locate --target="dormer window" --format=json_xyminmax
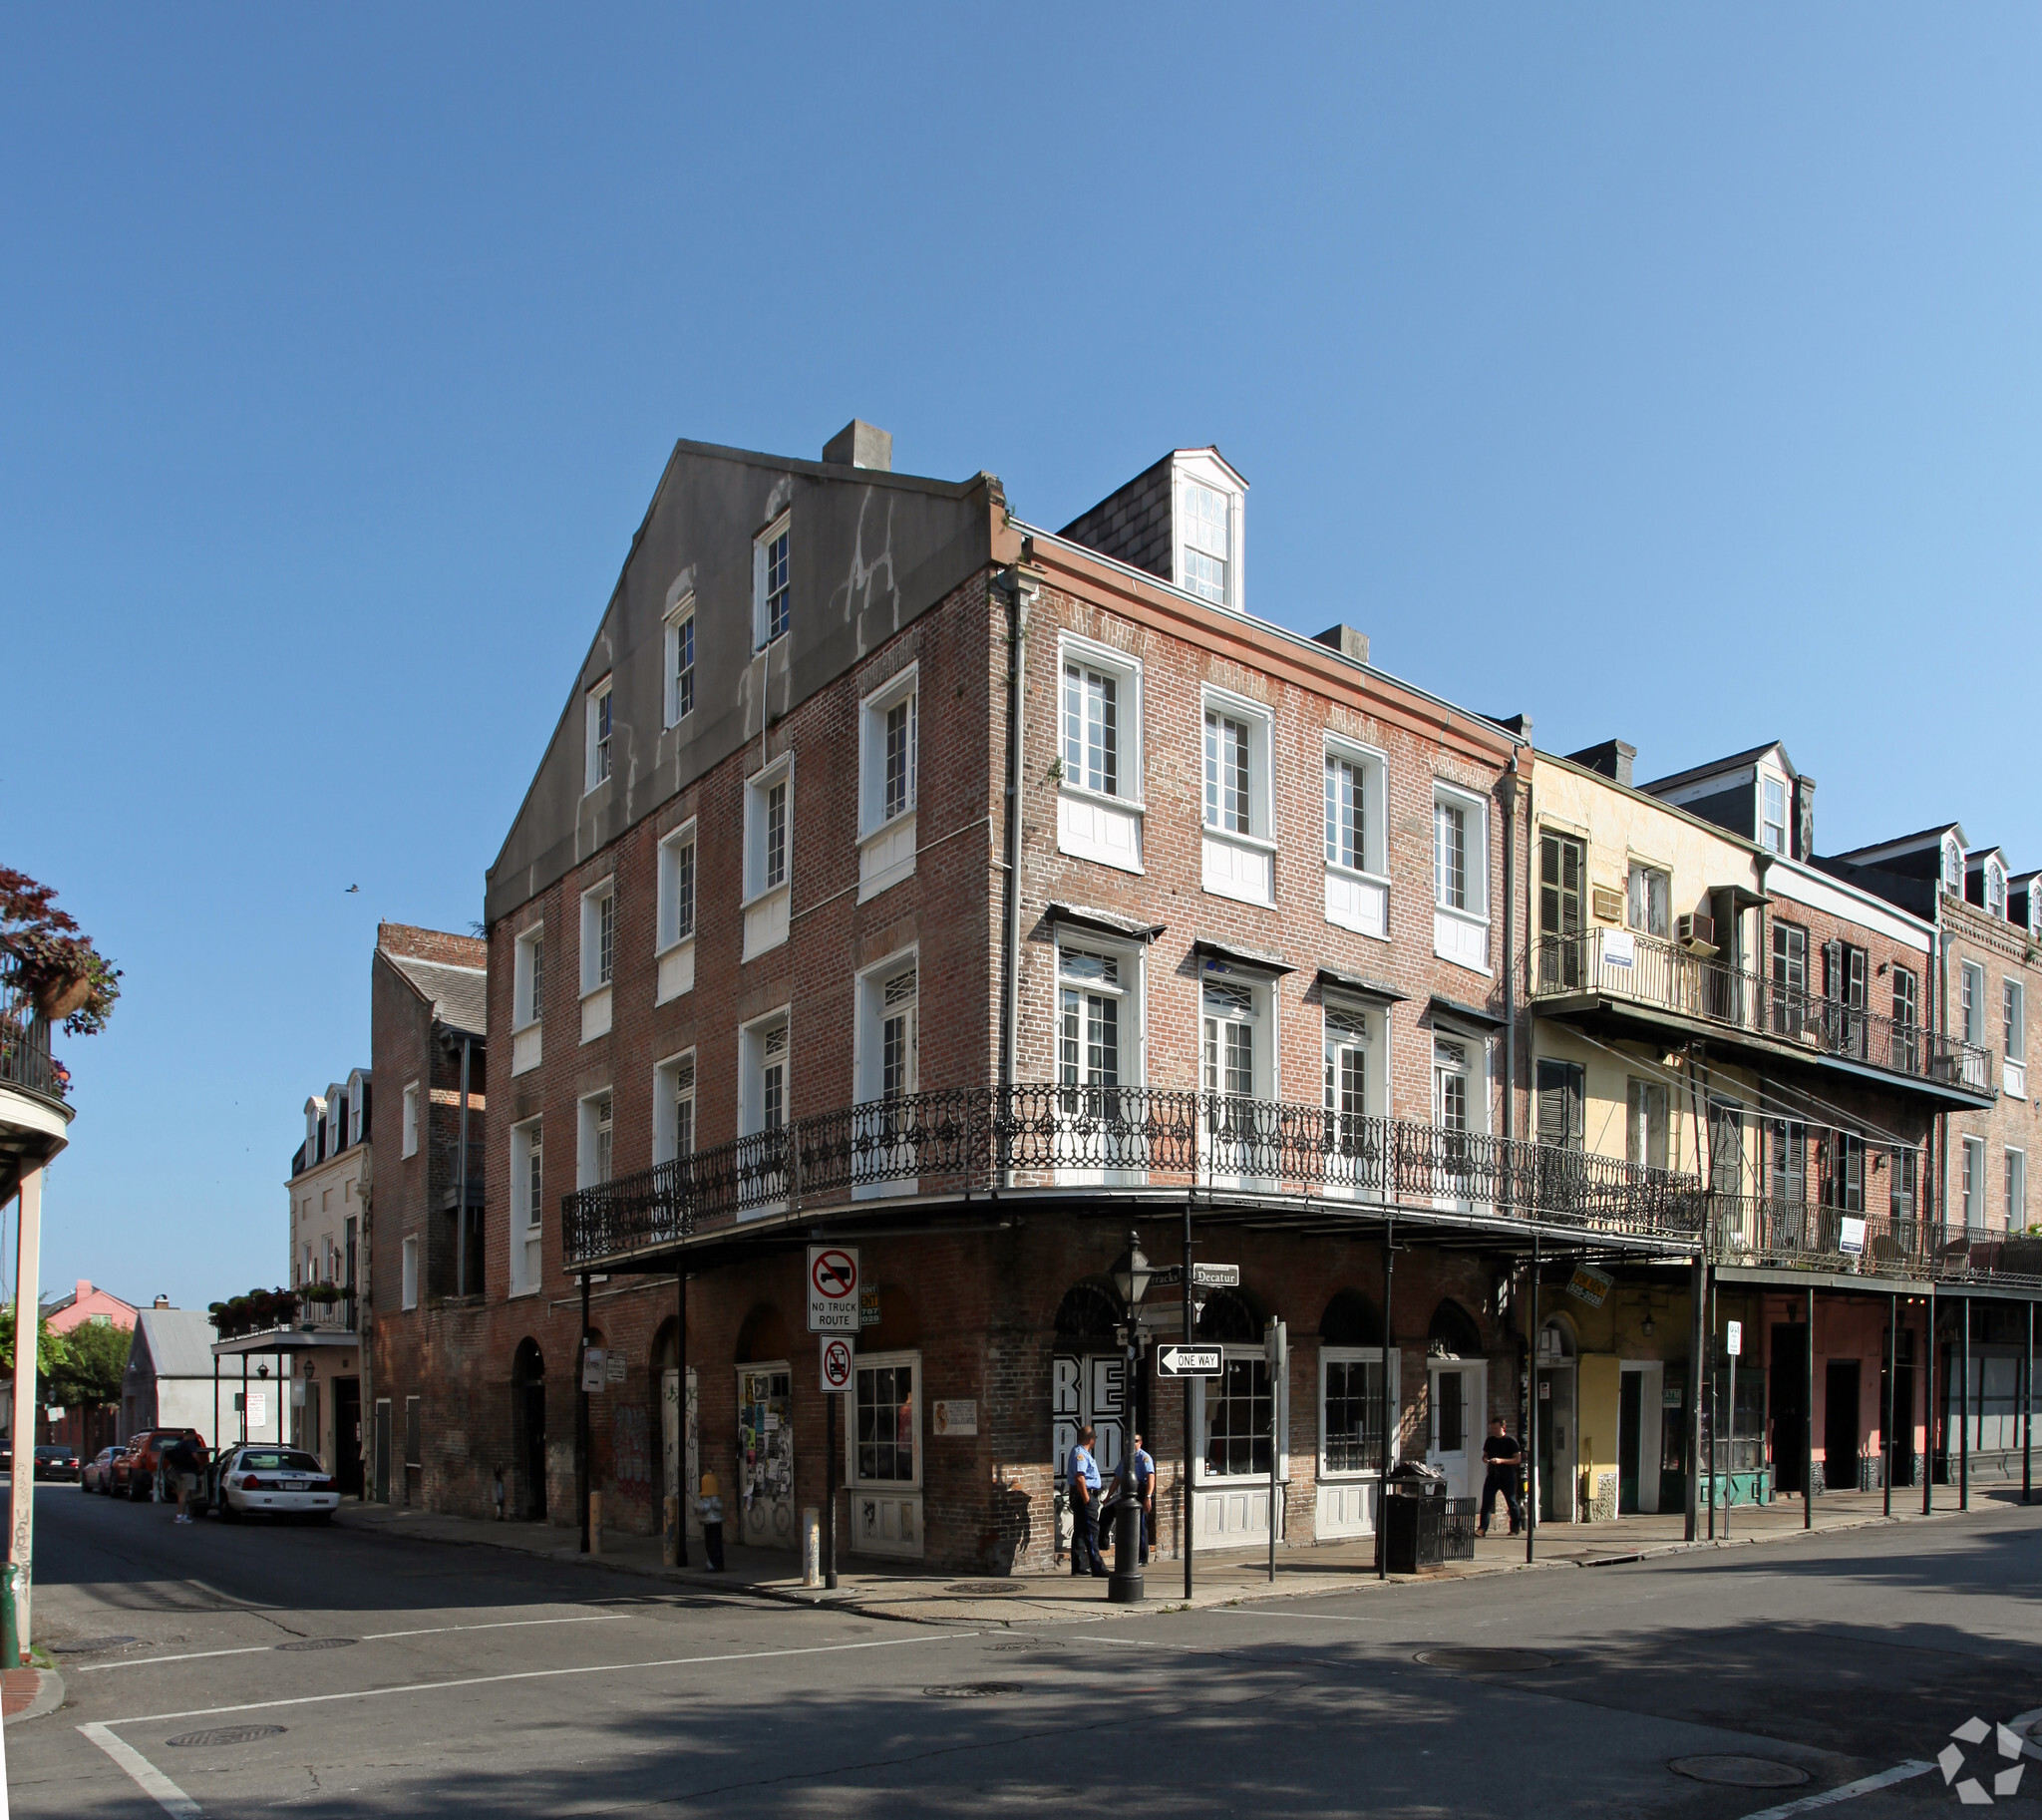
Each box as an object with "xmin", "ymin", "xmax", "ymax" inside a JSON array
[
  {"xmin": 1988, "ymin": 861, "xmax": 2007, "ymax": 919},
  {"xmin": 1180, "ymin": 483, "xmax": 1231, "ymax": 604},
  {"xmin": 1945, "ymin": 839, "xmax": 1964, "ymax": 889},
  {"xmin": 1760, "ymin": 775, "xmax": 1788, "ymax": 855},
  {"xmin": 585, "ymin": 678, "xmax": 614, "ymax": 792}
]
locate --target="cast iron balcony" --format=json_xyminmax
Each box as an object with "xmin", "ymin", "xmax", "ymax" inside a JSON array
[
  {"xmin": 0, "ymin": 949, "xmax": 63, "ymax": 1105},
  {"xmin": 560, "ymin": 1083, "xmax": 1704, "ymax": 1270},
  {"xmin": 1530, "ymin": 929, "xmax": 1993, "ymax": 1098}
]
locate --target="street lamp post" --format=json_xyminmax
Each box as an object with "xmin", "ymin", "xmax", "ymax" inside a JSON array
[{"xmin": 1110, "ymin": 1231, "xmax": 1153, "ymax": 1605}]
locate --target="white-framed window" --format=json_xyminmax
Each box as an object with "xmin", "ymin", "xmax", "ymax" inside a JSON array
[
  {"xmin": 1432, "ymin": 782, "xmax": 1491, "ymax": 972},
  {"xmin": 754, "ymin": 512, "xmax": 791, "ymax": 647},
  {"xmin": 1173, "ymin": 457, "xmax": 1245, "ymax": 610},
  {"xmin": 1962, "ymin": 1134, "xmax": 1986, "ymax": 1228},
  {"xmin": 1057, "ymin": 942, "xmax": 1139, "ymax": 1096},
  {"xmin": 348, "ymin": 1072, "xmax": 367, "ymax": 1144},
  {"xmin": 1627, "ymin": 863, "xmax": 1670, "ymax": 939},
  {"xmin": 856, "ymin": 954, "xmax": 919, "ymax": 1104},
  {"xmin": 1987, "ymin": 859, "xmax": 2008, "ymax": 919},
  {"xmin": 745, "ymin": 757, "xmax": 793, "ymax": 899},
  {"xmin": 1323, "ymin": 998, "xmax": 1386, "ymax": 1194},
  {"xmin": 585, "ymin": 676, "xmax": 614, "ymax": 792},
  {"xmin": 401, "ymin": 1235, "xmax": 418, "ymax": 1310},
  {"xmin": 1198, "ymin": 1351, "xmax": 1281, "ymax": 1480},
  {"xmin": 1202, "ymin": 963, "xmax": 1277, "ymax": 1185},
  {"xmin": 1944, "ymin": 838, "xmax": 1965, "ymax": 889},
  {"xmin": 657, "ymin": 823, "xmax": 697, "ymax": 951},
  {"xmin": 510, "ymin": 1118, "xmax": 542, "ymax": 1295},
  {"xmin": 664, "ymin": 598, "xmax": 696, "ymax": 728},
  {"xmin": 1627, "ymin": 1079, "xmax": 1670, "ymax": 1171},
  {"xmin": 2007, "ymin": 1148, "xmax": 2027, "ymax": 1233},
  {"xmin": 577, "ymin": 1091, "xmax": 613, "ymax": 1190},
  {"xmin": 1432, "ymin": 1028, "xmax": 1491, "ymax": 1137},
  {"xmin": 2005, "ymin": 978, "xmax": 2026, "ymax": 1068},
  {"xmin": 513, "ymin": 926, "xmax": 544, "ymax": 1029},
  {"xmin": 740, "ymin": 1011, "xmax": 792, "ymax": 1139},
  {"xmin": 1055, "ymin": 634, "xmax": 1145, "ymax": 874},
  {"xmin": 1319, "ymin": 1346, "xmax": 1395, "ymax": 1479},
  {"xmin": 1961, "ymin": 960, "xmax": 1986, "ymax": 1046},
  {"xmin": 847, "ymin": 1349, "xmax": 920, "ymax": 1489},
  {"xmin": 857, "ymin": 665, "xmax": 919, "ymax": 900},
  {"xmin": 653, "ymin": 1051, "xmax": 696, "ymax": 1166},
  {"xmin": 1200, "ymin": 686, "xmax": 1275, "ymax": 907},
  {"xmin": 1322, "ymin": 737, "xmax": 1389, "ymax": 940},
  {"xmin": 1760, "ymin": 774, "xmax": 1788, "ymax": 855},
  {"xmin": 401, "ymin": 1082, "xmax": 420, "ymax": 1159},
  {"xmin": 580, "ymin": 879, "xmax": 616, "ymax": 994}
]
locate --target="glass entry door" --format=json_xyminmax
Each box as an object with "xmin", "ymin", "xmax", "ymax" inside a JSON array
[
  {"xmin": 1426, "ymin": 1359, "xmax": 1486, "ymax": 1499},
  {"xmin": 736, "ymin": 1364, "xmax": 795, "ymax": 1551}
]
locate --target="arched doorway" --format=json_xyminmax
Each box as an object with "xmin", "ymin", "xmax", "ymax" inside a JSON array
[
  {"xmin": 1425, "ymin": 1299, "xmax": 1487, "ymax": 1499},
  {"xmin": 734, "ymin": 1302, "xmax": 795, "ymax": 1552},
  {"xmin": 1536, "ymin": 1314, "xmax": 1578, "ymax": 1523},
  {"xmin": 510, "ymin": 1340, "xmax": 546, "ymax": 1521},
  {"xmin": 1189, "ymin": 1283, "xmax": 1278, "ymax": 1553},
  {"xmin": 1052, "ymin": 1279, "xmax": 1129, "ymax": 1491},
  {"xmin": 651, "ymin": 1315, "xmax": 699, "ymax": 1548},
  {"xmin": 1317, "ymin": 1288, "xmax": 1390, "ymax": 1540}
]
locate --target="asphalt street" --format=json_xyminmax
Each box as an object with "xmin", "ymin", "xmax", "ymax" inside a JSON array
[{"xmin": 10, "ymin": 1480, "xmax": 2042, "ymax": 1817}]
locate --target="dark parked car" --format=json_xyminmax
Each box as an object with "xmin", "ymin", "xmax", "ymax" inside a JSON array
[
  {"xmin": 82, "ymin": 1445, "xmax": 125, "ymax": 1493},
  {"xmin": 113, "ymin": 1429, "xmax": 208, "ymax": 1501},
  {"xmin": 33, "ymin": 1445, "xmax": 80, "ymax": 1482}
]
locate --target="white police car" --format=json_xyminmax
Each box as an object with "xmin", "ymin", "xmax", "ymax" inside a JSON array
[{"xmin": 211, "ymin": 1446, "xmax": 340, "ymax": 1522}]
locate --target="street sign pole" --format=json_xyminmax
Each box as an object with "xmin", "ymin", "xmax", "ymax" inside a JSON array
[
  {"xmin": 1183, "ymin": 1196, "xmax": 1193, "ymax": 1602},
  {"xmin": 1266, "ymin": 1317, "xmax": 1286, "ymax": 1585},
  {"xmin": 1724, "ymin": 1318, "xmax": 1741, "ymax": 1541}
]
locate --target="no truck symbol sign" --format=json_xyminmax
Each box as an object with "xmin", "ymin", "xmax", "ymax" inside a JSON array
[
  {"xmin": 808, "ymin": 1245, "xmax": 860, "ymax": 1333},
  {"xmin": 821, "ymin": 1336, "xmax": 854, "ymax": 1393}
]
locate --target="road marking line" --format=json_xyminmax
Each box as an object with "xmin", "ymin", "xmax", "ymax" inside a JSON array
[
  {"xmin": 81, "ymin": 1612, "xmax": 631, "ymax": 1670},
  {"xmin": 78, "ymin": 1722, "xmax": 203, "ymax": 1818},
  {"xmin": 1212, "ymin": 1609, "xmax": 1379, "ymax": 1624},
  {"xmin": 1738, "ymin": 1759, "xmax": 1934, "ymax": 1819},
  {"xmin": 80, "ymin": 1646, "xmax": 273, "ymax": 1674},
  {"xmin": 102, "ymin": 1631, "xmax": 979, "ymax": 1729},
  {"xmin": 360, "ymin": 1614, "xmax": 631, "ymax": 1640}
]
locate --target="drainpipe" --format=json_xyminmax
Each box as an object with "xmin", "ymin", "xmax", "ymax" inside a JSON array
[
  {"xmin": 998, "ymin": 552, "xmax": 1033, "ymax": 1172},
  {"xmin": 456, "ymin": 1034, "xmax": 472, "ymax": 1297},
  {"xmin": 1500, "ymin": 761, "xmax": 1520, "ymax": 1160}
]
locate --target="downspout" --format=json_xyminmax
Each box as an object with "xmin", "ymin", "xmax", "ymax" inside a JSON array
[
  {"xmin": 1931, "ymin": 915, "xmax": 1946, "ymax": 1248},
  {"xmin": 998, "ymin": 550, "xmax": 1033, "ymax": 1178},
  {"xmin": 1500, "ymin": 759, "xmax": 1521, "ymax": 1157},
  {"xmin": 456, "ymin": 1033, "xmax": 472, "ymax": 1297}
]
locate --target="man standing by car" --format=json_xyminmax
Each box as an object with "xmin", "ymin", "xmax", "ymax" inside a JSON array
[{"xmin": 162, "ymin": 1433, "xmax": 204, "ymax": 1525}]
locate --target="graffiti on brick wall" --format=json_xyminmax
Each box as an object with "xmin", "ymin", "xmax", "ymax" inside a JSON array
[{"xmin": 612, "ymin": 1403, "xmax": 651, "ymax": 1498}]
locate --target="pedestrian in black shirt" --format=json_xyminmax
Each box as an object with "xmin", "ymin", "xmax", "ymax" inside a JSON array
[{"xmin": 1478, "ymin": 1417, "xmax": 1524, "ymax": 1537}]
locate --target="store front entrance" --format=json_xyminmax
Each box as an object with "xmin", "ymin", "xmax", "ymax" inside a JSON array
[
  {"xmin": 1427, "ymin": 1358, "xmax": 1487, "ymax": 1500},
  {"xmin": 661, "ymin": 1366, "xmax": 699, "ymax": 1541},
  {"xmin": 1536, "ymin": 1317, "xmax": 1578, "ymax": 1523},
  {"xmin": 736, "ymin": 1364, "xmax": 795, "ymax": 1551}
]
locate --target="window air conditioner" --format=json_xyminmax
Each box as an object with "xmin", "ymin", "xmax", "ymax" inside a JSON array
[{"xmin": 1676, "ymin": 913, "xmax": 1718, "ymax": 955}]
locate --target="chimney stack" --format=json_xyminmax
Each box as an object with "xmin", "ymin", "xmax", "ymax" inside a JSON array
[
  {"xmin": 1312, "ymin": 624, "xmax": 1369, "ymax": 665},
  {"xmin": 822, "ymin": 420, "xmax": 893, "ymax": 472},
  {"xmin": 1566, "ymin": 739, "xmax": 1636, "ymax": 789},
  {"xmin": 1793, "ymin": 775, "xmax": 1817, "ymax": 861}
]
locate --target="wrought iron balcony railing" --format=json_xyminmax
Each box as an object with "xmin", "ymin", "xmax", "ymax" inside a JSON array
[
  {"xmin": 560, "ymin": 1083, "xmax": 1705, "ymax": 1268},
  {"xmin": 0, "ymin": 948, "xmax": 62, "ymax": 1104},
  {"xmin": 1531, "ymin": 929, "xmax": 1993, "ymax": 1096},
  {"xmin": 1709, "ymin": 1194, "xmax": 1929, "ymax": 1276}
]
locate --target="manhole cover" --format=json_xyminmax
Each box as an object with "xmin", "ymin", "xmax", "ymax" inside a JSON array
[
  {"xmin": 167, "ymin": 1726, "xmax": 286, "ymax": 1748},
  {"xmin": 276, "ymin": 1637, "xmax": 358, "ymax": 1652},
  {"xmin": 945, "ymin": 1583, "xmax": 1024, "ymax": 1596},
  {"xmin": 51, "ymin": 1636, "xmax": 139, "ymax": 1653},
  {"xmin": 925, "ymin": 1682, "xmax": 1027, "ymax": 1697},
  {"xmin": 1415, "ymin": 1648, "xmax": 1555, "ymax": 1673},
  {"xmin": 1669, "ymin": 1756, "xmax": 1810, "ymax": 1789}
]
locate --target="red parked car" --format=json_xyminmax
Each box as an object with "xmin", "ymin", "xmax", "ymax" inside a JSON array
[{"xmin": 113, "ymin": 1429, "xmax": 208, "ymax": 1502}]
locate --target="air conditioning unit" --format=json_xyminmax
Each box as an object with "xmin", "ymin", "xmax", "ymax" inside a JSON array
[{"xmin": 1676, "ymin": 913, "xmax": 1718, "ymax": 955}]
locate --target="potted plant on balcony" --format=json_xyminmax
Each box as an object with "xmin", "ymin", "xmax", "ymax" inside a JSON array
[
  {"xmin": 301, "ymin": 1282, "xmax": 343, "ymax": 1323},
  {"xmin": 0, "ymin": 869, "xmax": 122, "ymax": 1035}
]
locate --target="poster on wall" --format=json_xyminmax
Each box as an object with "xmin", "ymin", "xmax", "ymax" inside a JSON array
[{"xmin": 1565, "ymin": 1265, "xmax": 1613, "ymax": 1307}]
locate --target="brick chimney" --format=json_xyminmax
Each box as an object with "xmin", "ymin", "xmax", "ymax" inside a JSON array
[
  {"xmin": 822, "ymin": 420, "xmax": 892, "ymax": 471},
  {"xmin": 1566, "ymin": 740, "xmax": 1636, "ymax": 788}
]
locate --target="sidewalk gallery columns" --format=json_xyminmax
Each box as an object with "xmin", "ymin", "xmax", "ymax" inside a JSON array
[{"xmin": 8, "ymin": 1169, "xmax": 44, "ymax": 1656}]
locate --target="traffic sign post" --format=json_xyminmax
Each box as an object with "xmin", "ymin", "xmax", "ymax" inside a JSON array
[
  {"xmin": 821, "ymin": 1336, "xmax": 853, "ymax": 1393},
  {"xmin": 819, "ymin": 1330, "xmax": 854, "ymax": 1592},
  {"xmin": 808, "ymin": 1246, "xmax": 860, "ymax": 1333},
  {"xmin": 1265, "ymin": 1317, "xmax": 1287, "ymax": 1584},
  {"xmin": 1148, "ymin": 1263, "xmax": 1240, "ymax": 1290},
  {"xmin": 1156, "ymin": 1346, "xmax": 1222, "ymax": 1378}
]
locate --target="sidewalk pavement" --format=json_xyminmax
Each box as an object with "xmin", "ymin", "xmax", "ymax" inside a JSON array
[
  {"xmin": 3, "ymin": 1666, "xmax": 64, "ymax": 1724},
  {"xmin": 336, "ymin": 1483, "xmax": 2014, "ymax": 1629}
]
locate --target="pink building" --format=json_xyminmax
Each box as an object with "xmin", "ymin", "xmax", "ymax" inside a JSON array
[{"xmin": 43, "ymin": 1278, "xmax": 138, "ymax": 1336}]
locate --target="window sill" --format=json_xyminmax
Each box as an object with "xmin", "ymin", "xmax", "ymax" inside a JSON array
[
  {"xmin": 1202, "ymin": 824, "xmax": 1276, "ymax": 855},
  {"xmin": 740, "ymin": 882, "xmax": 791, "ymax": 914},
  {"xmin": 1058, "ymin": 780, "xmax": 1145, "ymax": 817},
  {"xmin": 506, "ymin": 1284, "xmax": 542, "ymax": 1300}
]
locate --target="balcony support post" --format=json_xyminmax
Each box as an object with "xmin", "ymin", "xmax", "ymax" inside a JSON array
[
  {"xmin": 1183, "ymin": 1191, "xmax": 1194, "ymax": 1602},
  {"xmin": 1884, "ymin": 1289, "xmax": 1896, "ymax": 1519},
  {"xmin": 1526, "ymin": 1229, "xmax": 1538, "ymax": 1566},
  {"xmin": 2024, "ymin": 1298, "xmax": 2033, "ymax": 1508},
  {"xmin": 1686, "ymin": 1252, "xmax": 1705, "ymax": 1542},
  {"xmin": 577, "ymin": 1274, "xmax": 591, "ymax": 1555},
  {"xmin": 1960, "ymin": 1295, "xmax": 1970, "ymax": 1512},
  {"xmin": 1804, "ymin": 1286, "xmax": 1814, "ymax": 1530},
  {"xmin": 675, "ymin": 1262, "xmax": 688, "ymax": 1569},
  {"xmin": 1924, "ymin": 1284, "xmax": 1936, "ymax": 1516},
  {"xmin": 1377, "ymin": 1214, "xmax": 1395, "ymax": 1582}
]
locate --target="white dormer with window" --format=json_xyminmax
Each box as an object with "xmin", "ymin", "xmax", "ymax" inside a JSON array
[
  {"xmin": 743, "ymin": 752, "xmax": 794, "ymax": 959},
  {"xmin": 655, "ymin": 820, "xmax": 697, "ymax": 1003},
  {"xmin": 1944, "ymin": 837, "xmax": 1965, "ymax": 892},
  {"xmin": 511, "ymin": 923, "xmax": 543, "ymax": 1076},
  {"xmin": 1987, "ymin": 856, "xmax": 2008, "ymax": 919},
  {"xmin": 304, "ymin": 1097, "xmax": 327, "ymax": 1167},
  {"xmin": 1758, "ymin": 769, "xmax": 1789, "ymax": 855},
  {"xmin": 1323, "ymin": 736, "xmax": 1389, "ymax": 940},
  {"xmin": 1200, "ymin": 685, "xmax": 1275, "ymax": 907},
  {"xmin": 1056, "ymin": 633, "xmax": 1145, "ymax": 874},
  {"xmin": 579, "ymin": 878, "xmax": 615, "ymax": 1042},
  {"xmin": 325, "ymin": 1083, "xmax": 347, "ymax": 1159},
  {"xmin": 857, "ymin": 663, "xmax": 918, "ymax": 901},
  {"xmin": 1172, "ymin": 451, "xmax": 1247, "ymax": 611},
  {"xmin": 347, "ymin": 1070, "xmax": 368, "ymax": 1145},
  {"xmin": 585, "ymin": 676, "xmax": 614, "ymax": 793},
  {"xmin": 1432, "ymin": 781, "xmax": 1492, "ymax": 973}
]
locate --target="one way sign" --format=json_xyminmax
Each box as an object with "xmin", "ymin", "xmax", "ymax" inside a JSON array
[{"xmin": 1156, "ymin": 1345, "xmax": 1222, "ymax": 1378}]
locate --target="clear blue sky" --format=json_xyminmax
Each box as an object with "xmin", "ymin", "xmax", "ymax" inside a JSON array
[{"xmin": 5, "ymin": 9, "xmax": 2038, "ymax": 1311}]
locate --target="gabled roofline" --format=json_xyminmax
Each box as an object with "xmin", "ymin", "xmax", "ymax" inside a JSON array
[
  {"xmin": 1639, "ymin": 740, "xmax": 1792, "ymax": 796},
  {"xmin": 1828, "ymin": 823, "xmax": 1967, "ymax": 865}
]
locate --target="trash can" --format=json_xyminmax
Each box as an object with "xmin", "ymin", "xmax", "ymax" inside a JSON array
[
  {"xmin": 1381, "ymin": 1489, "xmax": 1444, "ymax": 1573},
  {"xmin": 1440, "ymin": 1497, "xmax": 1478, "ymax": 1562}
]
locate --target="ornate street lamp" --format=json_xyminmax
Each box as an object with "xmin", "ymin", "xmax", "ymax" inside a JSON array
[{"xmin": 1108, "ymin": 1231, "xmax": 1152, "ymax": 1603}]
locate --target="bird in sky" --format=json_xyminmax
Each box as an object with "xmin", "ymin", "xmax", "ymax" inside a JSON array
[{"xmin": 345, "ymin": 885, "xmax": 360, "ymax": 894}]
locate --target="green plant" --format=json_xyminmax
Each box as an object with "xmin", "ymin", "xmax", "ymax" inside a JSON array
[{"xmin": 0, "ymin": 867, "xmax": 122, "ymax": 1037}]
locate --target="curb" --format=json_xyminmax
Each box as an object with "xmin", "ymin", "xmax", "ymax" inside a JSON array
[{"xmin": 2, "ymin": 1668, "xmax": 65, "ymax": 1725}]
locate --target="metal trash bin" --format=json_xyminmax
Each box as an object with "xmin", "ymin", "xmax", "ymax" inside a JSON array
[{"xmin": 1440, "ymin": 1497, "xmax": 1478, "ymax": 1562}]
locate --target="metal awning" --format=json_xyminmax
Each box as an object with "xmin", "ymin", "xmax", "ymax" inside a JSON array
[
  {"xmin": 211, "ymin": 1327, "xmax": 360, "ymax": 1358},
  {"xmin": 1193, "ymin": 937, "xmax": 1295, "ymax": 976},
  {"xmin": 1315, "ymin": 967, "xmax": 1409, "ymax": 1003},
  {"xmin": 1046, "ymin": 903, "xmax": 1167, "ymax": 944}
]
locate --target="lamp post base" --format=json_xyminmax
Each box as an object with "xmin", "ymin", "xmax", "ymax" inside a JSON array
[
  {"xmin": 1107, "ymin": 1566, "xmax": 1145, "ymax": 1604},
  {"xmin": 1107, "ymin": 1500, "xmax": 1145, "ymax": 1602}
]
